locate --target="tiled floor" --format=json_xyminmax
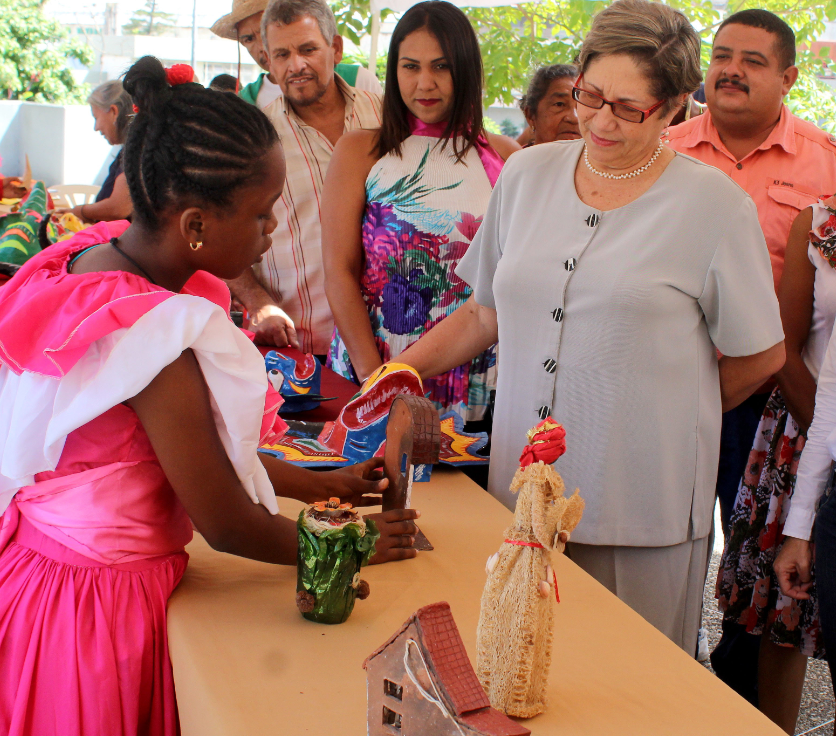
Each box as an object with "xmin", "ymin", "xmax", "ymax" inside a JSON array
[{"xmin": 702, "ymin": 505, "xmax": 835, "ymax": 735}]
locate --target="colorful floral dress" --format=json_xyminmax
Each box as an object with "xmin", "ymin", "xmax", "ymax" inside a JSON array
[
  {"xmin": 717, "ymin": 197, "xmax": 836, "ymax": 657},
  {"xmin": 328, "ymin": 127, "xmax": 500, "ymax": 422}
]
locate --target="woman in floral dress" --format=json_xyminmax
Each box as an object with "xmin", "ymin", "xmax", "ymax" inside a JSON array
[
  {"xmin": 321, "ymin": 0, "xmax": 518, "ymax": 422},
  {"xmin": 717, "ymin": 196, "xmax": 836, "ymax": 732}
]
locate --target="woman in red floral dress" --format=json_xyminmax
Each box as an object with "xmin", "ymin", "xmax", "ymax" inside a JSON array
[{"xmin": 717, "ymin": 196, "xmax": 836, "ymax": 732}]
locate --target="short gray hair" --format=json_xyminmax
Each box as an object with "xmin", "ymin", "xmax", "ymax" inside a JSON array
[
  {"xmin": 87, "ymin": 79, "xmax": 133, "ymax": 142},
  {"xmin": 261, "ymin": 0, "xmax": 338, "ymax": 46},
  {"xmin": 578, "ymin": 0, "xmax": 701, "ymax": 110}
]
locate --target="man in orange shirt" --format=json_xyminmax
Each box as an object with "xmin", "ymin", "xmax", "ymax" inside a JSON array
[{"xmin": 667, "ymin": 8, "xmax": 836, "ymax": 713}]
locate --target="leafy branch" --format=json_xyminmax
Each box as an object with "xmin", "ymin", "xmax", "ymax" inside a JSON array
[{"xmin": 0, "ymin": 0, "xmax": 92, "ymax": 103}]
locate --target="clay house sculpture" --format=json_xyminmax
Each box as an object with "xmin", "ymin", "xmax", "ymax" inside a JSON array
[{"xmin": 363, "ymin": 602, "xmax": 530, "ymax": 736}]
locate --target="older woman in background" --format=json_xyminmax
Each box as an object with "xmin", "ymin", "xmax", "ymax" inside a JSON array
[
  {"xmin": 399, "ymin": 0, "xmax": 785, "ymax": 654},
  {"xmin": 519, "ymin": 63, "xmax": 580, "ymax": 146},
  {"xmin": 63, "ymin": 81, "xmax": 133, "ymax": 223}
]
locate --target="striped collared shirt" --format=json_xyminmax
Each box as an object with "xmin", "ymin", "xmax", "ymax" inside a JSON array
[{"xmin": 258, "ymin": 75, "xmax": 382, "ymax": 354}]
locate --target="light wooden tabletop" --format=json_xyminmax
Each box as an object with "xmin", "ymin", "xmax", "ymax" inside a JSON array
[{"xmin": 167, "ymin": 466, "xmax": 783, "ymax": 736}]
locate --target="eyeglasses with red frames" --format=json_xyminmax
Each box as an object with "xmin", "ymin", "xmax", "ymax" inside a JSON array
[{"xmin": 572, "ymin": 74, "xmax": 666, "ymax": 124}]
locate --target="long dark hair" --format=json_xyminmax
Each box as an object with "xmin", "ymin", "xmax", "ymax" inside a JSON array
[
  {"xmin": 122, "ymin": 56, "xmax": 278, "ymax": 229},
  {"xmin": 377, "ymin": 1, "xmax": 484, "ymax": 163}
]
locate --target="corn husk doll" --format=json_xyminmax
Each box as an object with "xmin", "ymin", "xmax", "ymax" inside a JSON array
[
  {"xmin": 295, "ymin": 498, "xmax": 380, "ymax": 625},
  {"xmin": 476, "ymin": 418, "xmax": 585, "ymax": 718}
]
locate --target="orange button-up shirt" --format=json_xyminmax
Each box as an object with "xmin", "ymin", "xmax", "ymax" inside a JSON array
[{"xmin": 667, "ymin": 106, "xmax": 836, "ymax": 292}]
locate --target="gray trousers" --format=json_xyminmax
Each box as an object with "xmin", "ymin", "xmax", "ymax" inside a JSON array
[{"xmin": 567, "ymin": 536, "xmax": 711, "ymax": 656}]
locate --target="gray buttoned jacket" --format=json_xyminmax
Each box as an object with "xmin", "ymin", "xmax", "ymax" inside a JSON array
[{"xmin": 457, "ymin": 139, "xmax": 784, "ymax": 547}]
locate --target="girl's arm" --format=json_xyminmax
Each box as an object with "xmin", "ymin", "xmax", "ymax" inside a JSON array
[
  {"xmin": 776, "ymin": 207, "xmax": 817, "ymax": 433},
  {"xmin": 129, "ymin": 349, "xmax": 418, "ymax": 565},
  {"xmin": 259, "ymin": 452, "xmax": 386, "ymax": 507},
  {"xmin": 322, "ymin": 130, "xmax": 384, "ymax": 382}
]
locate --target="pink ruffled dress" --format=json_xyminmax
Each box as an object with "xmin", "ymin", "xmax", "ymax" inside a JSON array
[{"xmin": 0, "ymin": 221, "xmax": 284, "ymax": 736}]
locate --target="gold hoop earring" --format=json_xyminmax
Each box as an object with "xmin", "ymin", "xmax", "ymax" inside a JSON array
[{"xmin": 190, "ymin": 241, "xmax": 203, "ymax": 251}]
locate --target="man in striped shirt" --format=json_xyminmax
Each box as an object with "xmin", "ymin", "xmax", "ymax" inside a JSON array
[{"xmin": 226, "ymin": 0, "xmax": 382, "ymax": 356}]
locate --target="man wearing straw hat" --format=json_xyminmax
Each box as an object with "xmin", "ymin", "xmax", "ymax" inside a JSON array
[
  {"xmin": 221, "ymin": 0, "xmax": 383, "ymax": 355},
  {"xmin": 211, "ymin": 0, "xmax": 381, "ymax": 110}
]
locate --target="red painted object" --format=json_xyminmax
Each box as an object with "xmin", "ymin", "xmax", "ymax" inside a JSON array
[{"xmin": 257, "ymin": 346, "xmax": 358, "ymax": 422}]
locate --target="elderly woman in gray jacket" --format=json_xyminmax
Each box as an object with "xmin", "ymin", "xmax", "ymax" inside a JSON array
[{"xmin": 399, "ymin": 0, "xmax": 785, "ymax": 655}]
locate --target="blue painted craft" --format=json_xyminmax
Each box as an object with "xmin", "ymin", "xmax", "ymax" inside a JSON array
[
  {"xmin": 258, "ymin": 364, "xmax": 489, "ymax": 478},
  {"xmin": 264, "ymin": 350, "xmax": 324, "ymax": 414}
]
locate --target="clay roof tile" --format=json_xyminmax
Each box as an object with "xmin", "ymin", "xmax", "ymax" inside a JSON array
[
  {"xmin": 414, "ymin": 602, "xmax": 491, "ymax": 715},
  {"xmin": 459, "ymin": 708, "xmax": 531, "ymax": 736}
]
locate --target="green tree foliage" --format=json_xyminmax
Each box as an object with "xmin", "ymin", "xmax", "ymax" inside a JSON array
[
  {"xmin": 0, "ymin": 0, "xmax": 93, "ymax": 103},
  {"xmin": 333, "ymin": 0, "xmax": 392, "ymax": 86},
  {"xmin": 500, "ymin": 118, "xmax": 521, "ymax": 136},
  {"xmin": 340, "ymin": 50, "xmax": 388, "ymax": 86},
  {"xmin": 464, "ymin": 0, "xmax": 836, "ymax": 132},
  {"xmin": 332, "ymin": 0, "xmax": 393, "ymax": 47},
  {"xmin": 122, "ymin": 0, "xmax": 177, "ymax": 36}
]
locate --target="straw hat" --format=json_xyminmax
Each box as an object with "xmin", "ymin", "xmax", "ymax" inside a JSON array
[{"xmin": 210, "ymin": 0, "xmax": 268, "ymax": 40}]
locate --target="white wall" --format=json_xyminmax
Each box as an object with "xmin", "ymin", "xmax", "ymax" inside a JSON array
[
  {"xmin": 0, "ymin": 101, "xmax": 115, "ymax": 186},
  {"xmin": 0, "ymin": 103, "xmax": 22, "ymax": 179}
]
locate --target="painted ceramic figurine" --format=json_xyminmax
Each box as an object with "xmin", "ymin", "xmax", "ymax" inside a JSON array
[
  {"xmin": 264, "ymin": 350, "xmax": 325, "ymax": 413},
  {"xmin": 295, "ymin": 498, "xmax": 380, "ymax": 624},
  {"xmin": 476, "ymin": 418, "xmax": 585, "ymax": 718},
  {"xmin": 382, "ymin": 394, "xmax": 441, "ymax": 551}
]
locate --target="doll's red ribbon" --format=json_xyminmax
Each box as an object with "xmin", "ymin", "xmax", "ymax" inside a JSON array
[{"xmin": 503, "ymin": 539, "xmax": 560, "ymax": 603}]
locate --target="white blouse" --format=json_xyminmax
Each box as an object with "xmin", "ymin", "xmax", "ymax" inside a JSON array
[
  {"xmin": 801, "ymin": 205, "xmax": 836, "ymax": 381},
  {"xmin": 457, "ymin": 139, "xmax": 784, "ymax": 547},
  {"xmin": 784, "ymin": 205, "xmax": 836, "ymax": 540},
  {"xmin": 787, "ymin": 322, "xmax": 836, "ymax": 540}
]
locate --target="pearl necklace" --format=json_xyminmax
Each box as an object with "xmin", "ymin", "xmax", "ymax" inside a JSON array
[{"xmin": 584, "ymin": 140, "xmax": 664, "ymax": 180}]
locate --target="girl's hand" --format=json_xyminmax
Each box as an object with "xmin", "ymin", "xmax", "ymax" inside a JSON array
[
  {"xmin": 315, "ymin": 458, "xmax": 389, "ymax": 507},
  {"xmin": 365, "ymin": 509, "xmax": 421, "ymax": 564},
  {"xmin": 774, "ymin": 536, "xmax": 814, "ymax": 600}
]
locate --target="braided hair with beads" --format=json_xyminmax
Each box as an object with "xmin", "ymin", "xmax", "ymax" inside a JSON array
[{"xmin": 122, "ymin": 56, "xmax": 280, "ymax": 229}]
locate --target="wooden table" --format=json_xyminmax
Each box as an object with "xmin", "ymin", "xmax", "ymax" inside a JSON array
[{"xmin": 167, "ymin": 467, "xmax": 784, "ymax": 736}]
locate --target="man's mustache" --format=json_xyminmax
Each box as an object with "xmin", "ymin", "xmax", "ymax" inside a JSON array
[{"xmin": 715, "ymin": 77, "xmax": 749, "ymax": 93}]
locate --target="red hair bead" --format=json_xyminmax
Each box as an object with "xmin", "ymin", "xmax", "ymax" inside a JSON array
[{"xmin": 165, "ymin": 64, "xmax": 194, "ymax": 86}]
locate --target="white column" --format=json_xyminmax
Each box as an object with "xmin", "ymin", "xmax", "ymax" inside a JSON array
[{"xmin": 368, "ymin": 10, "xmax": 381, "ymax": 74}]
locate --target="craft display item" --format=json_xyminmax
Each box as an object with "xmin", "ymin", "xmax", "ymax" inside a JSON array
[
  {"xmin": 296, "ymin": 498, "xmax": 379, "ymax": 624},
  {"xmin": 476, "ymin": 418, "xmax": 585, "ymax": 718},
  {"xmin": 264, "ymin": 350, "xmax": 333, "ymax": 413},
  {"xmin": 363, "ymin": 601, "xmax": 530, "ymax": 736},
  {"xmin": 0, "ymin": 182, "xmax": 59, "ymax": 267},
  {"xmin": 259, "ymin": 406, "xmax": 487, "ymax": 472},
  {"xmin": 383, "ymin": 394, "xmax": 440, "ymax": 509},
  {"xmin": 383, "ymin": 394, "xmax": 441, "ymax": 551},
  {"xmin": 319, "ymin": 362, "xmax": 425, "ymax": 461}
]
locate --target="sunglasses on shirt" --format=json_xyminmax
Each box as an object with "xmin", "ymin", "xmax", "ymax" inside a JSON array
[{"xmin": 572, "ymin": 74, "xmax": 666, "ymax": 124}]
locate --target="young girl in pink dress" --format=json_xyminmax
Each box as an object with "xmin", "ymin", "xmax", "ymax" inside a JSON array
[{"xmin": 0, "ymin": 56, "xmax": 418, "ymax": 736}]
